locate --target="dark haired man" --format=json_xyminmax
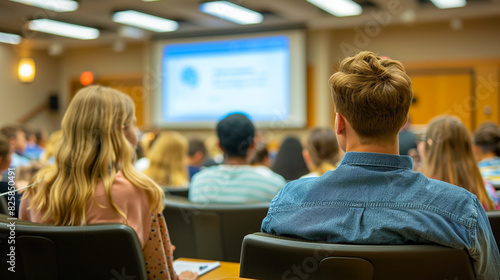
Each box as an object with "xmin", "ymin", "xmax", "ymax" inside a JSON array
[{"xmin": 189, "ymin": 113, "xmax": 285, "ymax": 203}]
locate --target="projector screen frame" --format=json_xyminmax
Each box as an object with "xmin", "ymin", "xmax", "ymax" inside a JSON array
[{"xmin": 151, "ymin": 29, "xmax": 307, "ymax": 129}]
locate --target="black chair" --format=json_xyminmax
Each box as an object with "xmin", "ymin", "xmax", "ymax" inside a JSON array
[
  {"xmin": 487, "ymin": 211, "xmax": 500, "ymax": 252},
  {"xmin": 0, "ymin": 214, "xmax": 147, "ymax": 280},
  {"xmin": 0, "ymin": 196, "xmax": 7, "ymax": 215},
  {"xmin": 163, "ymin": 196, "xmax": 269, "ymax": 262},
  {"xmin": 240, "ymin": 232, "xmax": 476, "ymax": 280},
  {"xmin": 163, "ymin": 186, "xmax": 189, "ymax": 198}
]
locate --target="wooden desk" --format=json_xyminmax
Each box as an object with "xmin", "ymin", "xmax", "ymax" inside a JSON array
[{"xmin": 176, "ymin": 258, "xmax": 254, "ymax": 280}]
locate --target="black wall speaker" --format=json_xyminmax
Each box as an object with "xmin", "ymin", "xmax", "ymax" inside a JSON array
[{"xmin": 49, "ymin": 94, "xmax": 58, "ymax": 111}]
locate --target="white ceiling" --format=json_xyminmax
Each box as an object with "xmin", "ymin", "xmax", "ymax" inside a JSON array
[{"xmin": 0, "ymin": 0, "xmax": 499, "ymax": 50}]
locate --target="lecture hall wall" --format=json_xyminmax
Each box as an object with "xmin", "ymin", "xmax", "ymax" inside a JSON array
[{"xmin": 0, "ymin": 16, "xmax": 499, "ymax": 139}]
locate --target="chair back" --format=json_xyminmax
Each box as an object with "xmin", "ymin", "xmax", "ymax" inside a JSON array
[
  {"xmin": 487, "ymin": 211, "xmax": 500, "ymax": 252},
  {"xmin": 0, "ymin": 196, "xmax": 7, "ymax": 214},
  {"xmin": 0, "ymin": 214, "xmax": 147, "ymax": 280},
  {"xmin": 163, "ymin": 196, "xmax": 269, "ymax": 262},
  {"xmin": 163, "ymin": 186, "xmax": 189, "ymax": 198},
  {"xmin": 239, "ymin": 232, "xmax": 476, "ymax": 280}
]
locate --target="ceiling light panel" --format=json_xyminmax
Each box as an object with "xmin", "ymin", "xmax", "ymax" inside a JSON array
[
  {"xmin": 307, "ymin": 0, "xmax": 362, "ymax": 17},
  {"xmin": 113, "ymin": 10, "xmax": 178, "ymax": 32},
  {"xmin": 0, "ymin": 32, "xmax": 21, "ymax": 45},
  {"xmin": 199, "ymin": 1, "xmax": 264, "ymax": 25},
  {"xmin": 430, "ymin": 0, "xmax": 466, "ymax": 9},
  {"xmin": 28, "ymin": 19, "xmax": 100, "ymax": 40},
  {"xmin": 10, "ymin": 0, "xmax": 78, "ymax": 12}
]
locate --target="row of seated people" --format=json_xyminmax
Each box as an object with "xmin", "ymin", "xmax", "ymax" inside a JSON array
[
  {"xmin": 0, "ymin": 51, "xmax": 499, "ymax": 280},
  {"xmin": 3, "ymin": 110, "xmax": 500, "ymax": 210}
]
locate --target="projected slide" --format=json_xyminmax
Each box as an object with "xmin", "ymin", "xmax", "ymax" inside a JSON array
[{"xmin": 161, "ymin": 36, "xmax": 290, "ymax": 123}]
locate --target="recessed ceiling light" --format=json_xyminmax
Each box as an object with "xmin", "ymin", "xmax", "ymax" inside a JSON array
[
  {"xmin": 199, "ymin": 1, "xmax": 263, "ymax": 25},
  {"xmin": 307, "ymin": 0, "xmax": 362, "ymax": 17},
  {"xmin": 430, "ymin": 0, "xmax": 466, "ymax": 9},
  {"xmin": 0, "ymin": 32, "xmax": 21, "ymax": 45},
  {"xmin": 10, "ymin": 0, "xmax": 78, "ymax": 12},
  {"xmin": 28, "ymin": 19, "xmax": 100, "ymax": 40},
  {"xmin": 112, "ymin": 10, "xmax": 178, "ymax": 33}
]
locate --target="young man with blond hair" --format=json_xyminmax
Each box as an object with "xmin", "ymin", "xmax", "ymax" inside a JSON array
[{"xmin": 261, "ymin": 51, "xmax": 500, "ymax": 279}]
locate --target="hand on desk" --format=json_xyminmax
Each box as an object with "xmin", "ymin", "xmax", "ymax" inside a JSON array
[{"xmin": 179, "ymin": 270, "xmax": 198, "ymax": 280}]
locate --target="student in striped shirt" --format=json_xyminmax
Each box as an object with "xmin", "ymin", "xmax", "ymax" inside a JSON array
[
  {"xmin": 189, "ymin": 113, "xmax": 286, "ymax": 204},
  {"xmin": 474, "ymin": 122, "xmax": 500, "ymax": 188}
]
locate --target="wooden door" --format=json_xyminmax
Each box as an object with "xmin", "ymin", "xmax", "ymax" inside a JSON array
[
  {"xmin": 409, "ymin": 71, "xmax": 474, "ymax": 130},
  {"xmin": 70, "ymin": 75, "xmax": 145, "ymax": 127}
]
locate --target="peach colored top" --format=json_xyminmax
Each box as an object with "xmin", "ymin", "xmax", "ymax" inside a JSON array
[{"xmin": 19, "ymin": 171, "xmax": 177, "ymax": 280}]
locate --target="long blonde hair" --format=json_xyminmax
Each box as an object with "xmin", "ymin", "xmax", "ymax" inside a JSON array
[
  {"xmin": 23, "ymin": 85, "xmax": 164, "ymax": 225},
  {"xmin": 306, "ymin": 127, "xmax": 339, "ymax": 176},
  {"xmin": 422, "ymin": 115, "xmax": 495, "ymax": 210},
  {"xmin": 40, "ymin": 129, "xmax": 62, "ymax": 163},
  {"xmin": 144, "ymin": 131, "xmax": 188, "ymax": 187}
]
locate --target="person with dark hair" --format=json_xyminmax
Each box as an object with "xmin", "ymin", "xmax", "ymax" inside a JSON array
[
  {"xmin": 398, "ymin": 115, "xmax": 417, "ymax": 156},
  {"xmin": 187, "ymin": 138, "xmax": 207, "ymax": 179},
  {"xmin": 189, "ymin": 113, "xmax": 286, "ymax": 203},
  {"xmin": 261, "ymin": 51, "xmax": 499, "ymax": 279},
  {"xmin": 23, "ymin": 126, "xmax": 45, "ymax": 160},
  {"xmin": 250, "ymin": 142, "xmax": 271, "ymax": 168},
  {"xmin": 0, "ymin": 134, "xmax": 21, "ymax": 217},
  {"xmin": 272, "ymin": 137, "xmax": 309, "ymax": 181},
  {"xmin": 474, "ymin": 122, "xmax": 500, "ymax": 188},
  {"xmin": 0, "ymin": 124, "xmax": 30, "ymax": 170},
  {"xmin": 0, "ymin": 135, "xmax": 12, "ymax": 171}
]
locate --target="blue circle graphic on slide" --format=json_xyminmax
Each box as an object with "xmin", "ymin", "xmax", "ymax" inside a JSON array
[{"xmin": 181, "ymin": 66, "xmax": 198, "ymax": 88}]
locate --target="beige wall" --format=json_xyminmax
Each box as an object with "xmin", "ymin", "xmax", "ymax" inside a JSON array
[
  {"xmin": 0, "ymin": 44, "xmax": 60, "ymax": 132},
  {"xmin": 329, "ymin": 16, "xmax": 500, "ymax": 64},
  {"xmin": 58, "ymin": 43, "xmax": 147, "ymax": 116},
  {"xmin": 1, "ymin": 16, "xmax": 499, "ymax": 138}
]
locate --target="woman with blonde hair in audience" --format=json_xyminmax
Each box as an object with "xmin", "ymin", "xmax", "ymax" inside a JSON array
[
  {"xmin": 20, "ymin": 85, "xmax": 196, "ymax": 280},
  {"xmin": 419, "ymin": 115, "xmax": 498, "ymax": 211},
  {"xmin": 39, "ymin": 129, "xmax": 62, "ymax": 164},
  {"xmin": 144, "ymin": 131, "xmax": 189, "ymax": 188},
  {"xmin": 301, "ymin": 127, "xmax": 340, "ymax": 178}
]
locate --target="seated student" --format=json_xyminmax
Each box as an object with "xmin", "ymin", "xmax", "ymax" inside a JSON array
[
  {"xmin": 23, "ymin": 126, "xmax": 46, "ymax": 160},
  {"xmin": 301, "ymin": 127, "xmax": 340, "ymax": 178},
  {"xmin": 187, "ymin": 138, "xmax": 208, "ymax": 180},
  {"xmin": 0, "ymin": 134, "xmax": 21, "ymax": 216},
  {"xmin": 19, "ymin": 85, "xmax": 196, "ymax": 280},
  {"xmin": 189, "ymin": 113, "xmax": 286, "ymax": 203},
  {"xmin": 143, "ymin": 131, "xmax": 189, "ymax": 188},
  {"xmin": 272, "ymin": 136, "xmax": 309, "ymax": 181},
  {"xmin": 398, "ymin": 115, "xmax": 417, "ymax": 156},
  {"xmin": 0, "ymin": 124, "xmax": 30, "ymax": 172},
  {"xmin": 261, "ymin": 51, "xmax": 500, "ymax": 279},
  {"xmin": 250, "ymin": 142, "xmax": 271, "ymax": 168},
  {"xmin": 473, "ymin": 122, "xmax": 500, "ymax": 187},
  {"xmin": 419, "ymin": 116, "xmax": 499, "ymax": 211}
]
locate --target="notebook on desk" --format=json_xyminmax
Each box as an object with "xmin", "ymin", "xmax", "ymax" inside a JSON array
[{"xmin": 173, "ymin": 260, "xmax": 221, "ymax": 276}]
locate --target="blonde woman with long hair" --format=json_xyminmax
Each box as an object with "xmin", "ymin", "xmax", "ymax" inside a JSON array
[
  {"xmin": 301, "ymin": 127, "xmax": 340, "ymax": 178},
  {"xmin": 419, "ymin": 115, "xmax": 496, "ymax": 211},
  {"xmin": 39, "ymin": 129, "xmax": 62, "ymax": 164},
  {"xmin": 144, "ymin": 131, "xmax": 189, "ymax": 187},
  {"xmin": 20, "ymin": 86, "xmax": 196, "ymax": 280}
]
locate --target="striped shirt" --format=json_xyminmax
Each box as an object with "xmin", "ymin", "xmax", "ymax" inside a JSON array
[
  {"xmin": 478, "ymin": 156, "xmax": 500, "ymax": 187},
  {"xmin": 189, "ymin": 165, "xmax": 286, "ymax": 203}
]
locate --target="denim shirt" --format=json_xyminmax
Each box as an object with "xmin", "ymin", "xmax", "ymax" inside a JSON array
[{"xmin": 262, "ymin": 152, "xmax": 500, "ymax": 280}]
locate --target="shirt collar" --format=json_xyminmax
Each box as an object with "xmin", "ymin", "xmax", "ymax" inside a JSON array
[{"xmin": 339, "ymin": 152, "xmax": 413, "ymax": 170}]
